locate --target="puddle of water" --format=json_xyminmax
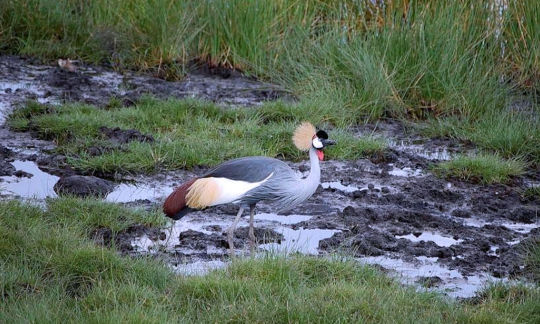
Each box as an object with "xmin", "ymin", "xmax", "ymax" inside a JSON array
[
  {"xmin": 254, "ymin": 213, "xmax": 312, "ymax": 225},
  {"xmin": 387, "ymin": 164, "xmax": 423, "ymax": 177},
  {"xmin": 462, "ymin": 218, "xmax": 539, "ymax": 234},
  {"xmin": 130, "ymin": 211, "xmax": 339, "ymax": 258},
  {"xmin": 488, "ymin": 246, "xmax": 499, "ymax": 256},
  {"xmin": 321, "ymin": 181, "xmax": 359, "ymax": 193},
  {"xmin": 388, "ymin": 139, "xmax": 452, "ymax": 161},
  {"xmin": 106, "ymin": 182, "xmax": 175, "ymax": 203},
  {"xmin": 461, "ymin": 218, "xmax": 487, "ymax": 228},
  {"xmin": 395, "ymin": 232, "xmax": 463, "ymax": 247},
  {"xmin": 0, "ymin": 160, "xmax": 59, "ymax": 199},
  {"xmin": 259, "ymin": 227, "xmax": 340, "ymax": 255},
  {"xmin": 0, "ymin": 80, "xmax": 51, "ymax": 124},
  {"xmin": 502, "ymin": 222, "xmax": 539, "ymax": 234},
  {"xmin": 0, "ymin": 81, "xmax": 34, "ymax": 92},
  {"xmin": 131, "ymin": 235, "xmax": 156, "ymax": 253},
  {"xmin": 359, "ymin": 255, "xmax": 500, "ymax": 298}
]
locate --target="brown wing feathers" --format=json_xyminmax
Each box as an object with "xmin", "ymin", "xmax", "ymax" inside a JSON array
[{"xmin": 163, "ymin": 177, "xmax": 198, "ymax": 218}]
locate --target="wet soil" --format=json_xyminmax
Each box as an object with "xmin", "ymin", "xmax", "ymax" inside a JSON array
[
  {"xmin": 1, "ymin": 55, "xmax": 538, "ymax": 298},
  {"xmin": 101, "ymin": 140, "xmax": 538, "ymax": 297}
]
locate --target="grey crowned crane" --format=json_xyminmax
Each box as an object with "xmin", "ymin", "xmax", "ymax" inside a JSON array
[{"xmin": 163, "ymin": 122, "xmax": 335, "ymax": 255}]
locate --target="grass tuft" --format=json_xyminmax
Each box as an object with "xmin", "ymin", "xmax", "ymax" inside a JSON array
[
  {"xmin": 1, "ymin": 198, "xmax": 540, "ymax": 323},
  {"xmin": 9, "ymin": 99, "xmax": 386, "ymax": 174},
  {"xmin": 432, "ymin": 153, "xmax": 525, "ymax": 184},
  {"xmin": 523, "ymin": 186, "xmax": 540, "ymax": 200}
]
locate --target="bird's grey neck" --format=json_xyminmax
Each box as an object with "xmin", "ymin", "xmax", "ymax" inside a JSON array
[{"xmin": 303, "ymin": 147, "xmax": 321, "ymax": 191}]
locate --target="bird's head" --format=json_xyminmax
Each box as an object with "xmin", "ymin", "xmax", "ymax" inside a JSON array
[{"xmin": 293, "ymin": 122, "xmax": 336, "ymax": 161}]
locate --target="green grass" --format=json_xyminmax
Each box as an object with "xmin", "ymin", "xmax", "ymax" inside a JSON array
[
  {"xmin": 523, "ymin": 186, "xmax": 540, "ymax": 200},
  {"xmin": 1, "ymin": 0, "xmax": 538, "ymax": 163},
  {"xmin": 8, "ymin": 99, "xmax": 386, "ymax": 174},
  {"xmin": 1, "ymin": 198, "xmax": 539, "ymax": 323},
  {"xmin": 423, "ymin": 111, "xmax": 540, "ymax": 163},
  {"xmin": 432, "ymin": 153, "xmax": 526, "ymax": 184},
  {"xmin": 524, "ymin": 236, "xmax": 540, "ymax": 284}
]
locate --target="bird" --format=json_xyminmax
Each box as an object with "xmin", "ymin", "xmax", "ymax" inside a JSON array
[
  {"xmin": 163, "ymin": 122, "xmax": 335, "ymax": 255},
  {"xmin": 57, "ymin": 58, "xmax": 77, "ymax": 72}
]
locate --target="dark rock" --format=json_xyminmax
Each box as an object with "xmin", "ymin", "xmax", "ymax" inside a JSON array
[
  {"xmin": 0, "ymin": 145, "xmax": 13, "ymax": 159},
  {"xmin": 428, "ymin": 247, "xmax": 453, "ymax": 258},
  {"xmin": 204, "ymin": 225, "xmax": 223, "ymax": 232},
  {"xmin": 451, "ymin": 209, "xmax": 471, "ymax": 218},
  {"xmin": 54, "ymin": 175, "xmax": 115, "ymax": 197},
  {"xmin": 0, "ymin": 161, "xmax": 15, "ymax": 176},
  {"xmin": 342, "ymin": 206, "xmax": 356, "ymax": 217},
  {"xmin": 92, "ymin": 227, "xmax": 113, "ymax": 246},
  {"xmin": 352, "ymin": 189, "xmax": 368, "ymax": 199},
  {"xmin": 14, "ymin": 170, "xmax": 33, "ymax": 178},
  {"xmin": 477, "ymin": 239, "xmax": 491, "ymax": 252},
  {"xmin": 505, "ymin": 207, "xmax": 537, "ymax": 224}
]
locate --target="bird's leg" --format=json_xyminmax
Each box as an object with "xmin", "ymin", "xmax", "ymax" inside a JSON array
[
  {"xmin": 249, "ymin": 204, "xmax": 256, "ymax": 255},
  {"xmin": 228, "ymin": 207, "xmax": 244, "ymax": 257}
]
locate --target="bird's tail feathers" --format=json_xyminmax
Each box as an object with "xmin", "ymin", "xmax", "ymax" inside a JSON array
[{"xmin": 163, "ymin": 178, "xmax": 198, "ymax": 219}]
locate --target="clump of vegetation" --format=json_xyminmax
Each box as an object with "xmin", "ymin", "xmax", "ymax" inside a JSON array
[
  {"xmin": 523, "ymin": 186, "xmax": 540, "ymax": 200},
  {"xmin": 432, "ymin": 154, "xmax": 525, "ymax": 184},
  {"xmin": 9, "ymin": 99, "xmax": 386, "ymax": 174},
  {"xmin": 1, "ymin": 0, "xmax": 538, "ymax": 163},
  {"xmin": 1, "ymin": 199, "xmax": 539, "ymax": 323},
  {"xmin": 423, "ymin": 111, "xmax": 540, "ymax": 163}
]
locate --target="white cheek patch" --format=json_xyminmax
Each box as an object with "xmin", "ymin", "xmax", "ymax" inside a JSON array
[{"xmin": 312, "ymin": 137, "xmax": 323, "ymax": 149}]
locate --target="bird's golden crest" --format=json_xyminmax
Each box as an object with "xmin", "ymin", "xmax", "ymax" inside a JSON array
[
  {"xmin": 186, "ymin": 178, "xmax": 220, "ymax": 209},
  {"xmin": 292, "ymin": 122, "xmax": 316, "ymax": 151}
]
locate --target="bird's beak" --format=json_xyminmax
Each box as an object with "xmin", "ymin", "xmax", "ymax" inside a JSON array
[{"xmin": 321, "ymin": 139, "xmax": 336, "ymax": 147}]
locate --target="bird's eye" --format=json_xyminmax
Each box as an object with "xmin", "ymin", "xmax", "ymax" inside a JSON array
[{"xmin": 312, "ymin": 137, "xmax": 323, "ymax": 149}]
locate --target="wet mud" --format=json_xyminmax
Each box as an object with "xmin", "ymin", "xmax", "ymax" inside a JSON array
[{"xmin": 1, "ymin": 55, "xmax": 538, "ymax": 298}]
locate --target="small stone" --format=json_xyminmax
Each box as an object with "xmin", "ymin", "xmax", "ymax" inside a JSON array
[
  {"xmin": 381, "ymin": 187, "xmax": 390, "ymax": 194},
  {"xmin": 451, "ymin": 209, "xmax": 471, "ymax": 218},
  {"xmin": 342, "ymin": 206, "xmax": 356, "ymax": 217},
  {"xmin": 352, "ymin": 189, "xmax": 368, "ymax": 199},
  {"xmin": 14, "ymin": 170, "xmax": 33, "ymax": 178},
  {"xmin": 54, "ymin": 175, "xmax": 115, "ymax": 198},
  {"xmin": 0, "ymin": 161, "xmax": 15, "ymax": 176}
]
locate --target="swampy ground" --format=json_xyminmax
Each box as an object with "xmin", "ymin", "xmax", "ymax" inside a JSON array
[{"xmin": 1, "ymin": 1, "xmax": 539, "ymax": 322}]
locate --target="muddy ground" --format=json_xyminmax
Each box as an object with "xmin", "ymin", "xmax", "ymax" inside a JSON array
[{"xmin": 1, "ymin": 55, "xmax": 538, "ymax": 298}]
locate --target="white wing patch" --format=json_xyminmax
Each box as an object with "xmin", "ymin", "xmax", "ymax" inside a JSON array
[{"xmin": 210, "ymin": 173, "xmax": 273, "ymax": 206}]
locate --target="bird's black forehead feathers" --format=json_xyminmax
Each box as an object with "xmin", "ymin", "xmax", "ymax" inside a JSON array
[{"xmin": 316, "ymin": 130, "xmax": 328, "ymax": 139}]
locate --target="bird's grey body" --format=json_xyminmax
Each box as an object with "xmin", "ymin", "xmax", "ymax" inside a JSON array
[{"xmin": 201, "ymin": 148, "xmax": 321, "ymax": 211}]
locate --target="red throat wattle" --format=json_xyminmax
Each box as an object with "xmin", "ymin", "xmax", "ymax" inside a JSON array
[{"xmin": 316, "ymin": 149, "xmax": 324, "ymax": 161}]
